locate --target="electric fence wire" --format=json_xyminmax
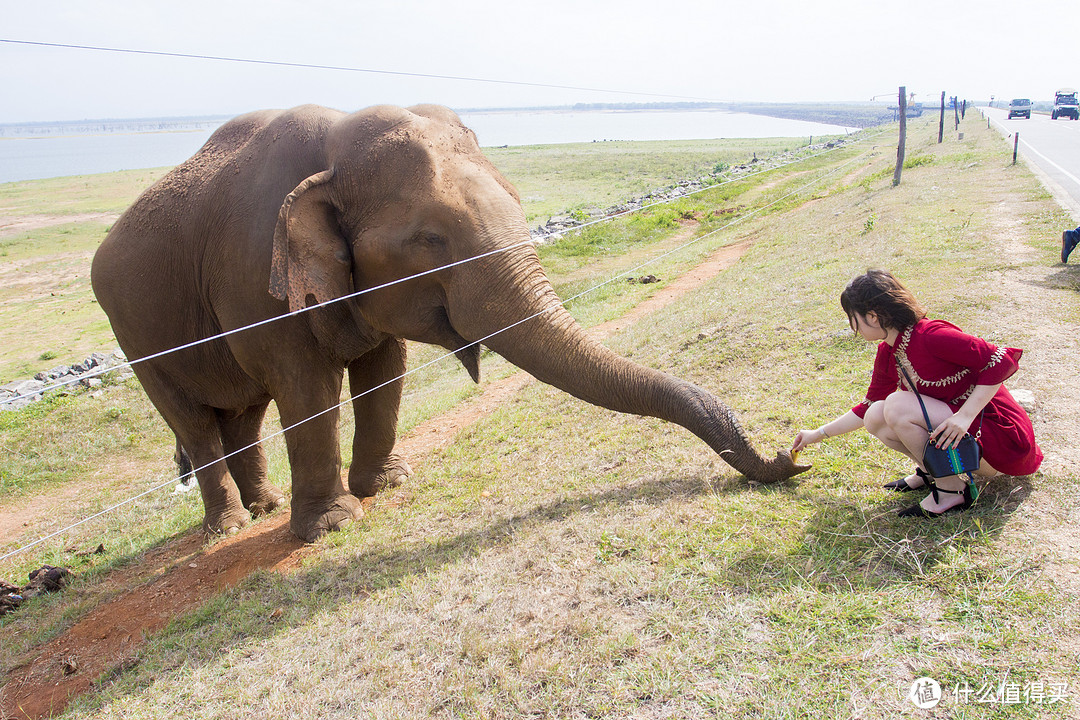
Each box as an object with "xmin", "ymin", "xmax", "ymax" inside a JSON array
[
  {"xmin": 0, "ymin": 144, "xmax": 873, "ymax": 563},
  {"xmin": 0, "ymin": 133, "xmax": 881, "ymax": 407},
  {"xmin": 0, "ymin": 39, "xmax": 728, "ymax": 104}
]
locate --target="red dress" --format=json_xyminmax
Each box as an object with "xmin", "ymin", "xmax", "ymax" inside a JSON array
[{"xmin": 851, "ymin": 318, "xmax": 1043, "ymax": 476}]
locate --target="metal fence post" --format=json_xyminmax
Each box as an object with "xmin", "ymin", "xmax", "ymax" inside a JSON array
[{"xmin": 894, "ymin": 86, "xmax": 907, "ymax": 186}]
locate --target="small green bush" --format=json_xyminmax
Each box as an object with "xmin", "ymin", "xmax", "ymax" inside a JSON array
[
  {"xmin": 903, "ymin": 154, "xmax": 934, "ymax": 169},
  {"xmin": 628, "ymin": 207, "xmax": 679, "ymax": 233}
]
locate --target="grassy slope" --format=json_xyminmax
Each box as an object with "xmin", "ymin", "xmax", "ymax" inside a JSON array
[
  {"xmin": 0, "ymin": 169, "xmax": 172, "ymax": 381},
  {"xmin": 2, "ymin": 117, "xmax": 1078, "ymax": 718}
]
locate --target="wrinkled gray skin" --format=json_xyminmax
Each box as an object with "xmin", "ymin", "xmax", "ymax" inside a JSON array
[{"xmin": 91, "ymin": 104, "xmax": 808, "ymax": 543}]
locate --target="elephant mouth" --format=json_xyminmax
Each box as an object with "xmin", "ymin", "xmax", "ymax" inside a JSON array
[
  {"xmin": 455, "ymin": 343, "xmax": 481, "ymax": 383},
  {"xmin": 431, "ymin": 305, "xmax": 480, "ymax": 383}
]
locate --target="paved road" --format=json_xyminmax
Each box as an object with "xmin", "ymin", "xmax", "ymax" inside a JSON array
[{"xmin": 982, "ymin": 105, "xmax": 1080, "ymax": 221}]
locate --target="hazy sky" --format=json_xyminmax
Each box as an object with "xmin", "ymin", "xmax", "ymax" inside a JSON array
[{"xmin": 2, "ymin": 0, "xmax": 1076, "ymax": 123}]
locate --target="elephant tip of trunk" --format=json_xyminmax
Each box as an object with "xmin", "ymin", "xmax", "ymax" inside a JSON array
[{"xmin": 754, "ymin": 450, "xmax": 812, "ymax": 484}]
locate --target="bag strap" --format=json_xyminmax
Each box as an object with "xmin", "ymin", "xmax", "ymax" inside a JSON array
[
  {"xmin": 898, "ymin": 365, "xmax": 934, "ymax": 432},
  {"xmin": 897, "ymin": 363, "xmax": 985, "ymax": 438}
]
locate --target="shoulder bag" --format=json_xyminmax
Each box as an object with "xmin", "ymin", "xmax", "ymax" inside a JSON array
[{"xmin": 898, "ymin": 366, "xmax": 982, "ymax": 496}]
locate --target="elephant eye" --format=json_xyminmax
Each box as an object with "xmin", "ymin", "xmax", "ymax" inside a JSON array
[{"xmin": 412, "ymin": 230, "xmax": 446, "ymax": 247}]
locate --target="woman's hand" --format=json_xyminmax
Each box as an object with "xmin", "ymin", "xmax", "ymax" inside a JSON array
[
  {"xmin": 929, "ymin": 414, "xmax": 973, "ymax": 449},
  {"xmin": 932, "ymin": 383, "xmax": 998, "ymax": 449},
  {"xmin": 791, "ymin": 428, "xmax": 827, "ymax": 455}
]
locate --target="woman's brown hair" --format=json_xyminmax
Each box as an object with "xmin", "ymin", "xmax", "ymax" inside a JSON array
[{"xmin": 840, "ymin": 269, "xmax": 926, "ymax": 331}]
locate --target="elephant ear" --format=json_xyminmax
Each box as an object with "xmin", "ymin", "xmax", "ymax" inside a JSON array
[{"xmin": 269, "ymin": 170, "xmax": 351, "ymax": 314}]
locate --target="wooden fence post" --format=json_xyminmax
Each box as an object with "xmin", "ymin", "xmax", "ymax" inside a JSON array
[
  {"xmin": 938, "ymin": 92, "xmax": 946, "ymax": 143},
  {"xmin": 894, "ymin": 86, "xmax": 907, "ymax": 186},
  {"xmin": 954, "ymin": 97, "xmax": 960, "ymax": 129},
  {"xmin": 1013, "ymin": 133, "xmax": 1020, "ymax": 165}
]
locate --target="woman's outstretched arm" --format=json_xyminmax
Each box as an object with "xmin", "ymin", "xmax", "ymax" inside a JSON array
[{"xmin": 791, "ymin": 410, "xmax": 865, "ymax": 454}]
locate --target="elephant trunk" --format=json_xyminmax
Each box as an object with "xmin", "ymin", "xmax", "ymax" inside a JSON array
[{"xmin": 456, "ymin": 249, "xmax": 807, "ymax": 484}]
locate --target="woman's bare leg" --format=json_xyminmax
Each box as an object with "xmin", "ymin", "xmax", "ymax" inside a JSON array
[
  {"xmin": 863, "ymin": 400, "xmax": 926, "ymax": 488},
  {"xmin": 881, "ymin": 391, "xmax": 973, "ymax": 514}
]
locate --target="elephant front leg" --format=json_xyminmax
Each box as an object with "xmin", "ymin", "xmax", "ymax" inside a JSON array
[
  {"xmin": 278, "ymin": 384, "xmax": 363, "ymax": 542},
  {"xmin": 347, "ymin": 338, "xmax": 413, "ymax": 497}
]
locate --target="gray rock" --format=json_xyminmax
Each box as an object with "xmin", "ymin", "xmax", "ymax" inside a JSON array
[
  {"xmin": 1, "ymin": 347, "xmax": 136, "ymax": 411},
  {"xmin": 1011, "ymin": 388, "xmax": 1036, "ymax": 413},
  {"xmin": 49, "ymin": 365, "xmax": 74, "ymax": 379},
  {"xmin": 8, "ymin": 379, "xmax": 45, "ymax": 397},
  {"xmin": 0, "ymin": 396, "xmax": 36, "ymax": 411}
]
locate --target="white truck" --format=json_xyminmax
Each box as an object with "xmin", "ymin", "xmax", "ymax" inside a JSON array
[
  {"xmin": 1052, "ymin": 88, "xmax": 1079, "ymax": 120},
  {"xmin": 1008, "ymin": 98, "xmax": 1032, "ymax": 119}
]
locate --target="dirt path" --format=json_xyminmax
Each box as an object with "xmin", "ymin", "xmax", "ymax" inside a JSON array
[
  {"xmin": 0, "ymin": 214, "xmax": 120, "ymax": 239},
  {"xmin": 0, "ymin": 225, "xmax": 753, "ymax": 719},
  {"xmin": 981, "ymin": 196, "xmax": 1080, "ymax": 604}
]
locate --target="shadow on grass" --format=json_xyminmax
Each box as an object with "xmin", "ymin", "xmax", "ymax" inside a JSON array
[
  {"xmin": 1027, "ymin": 266, "xmax": 1080, "ymax": 293},
  {"xmin": 74, "ymin": 468, "xmax": 1037, "ymax": 712},
  {"xmin": 721, "ymin": 473, "xmax": 1033, "ymax": 593}
]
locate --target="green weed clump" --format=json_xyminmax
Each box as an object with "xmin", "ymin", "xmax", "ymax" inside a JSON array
[{"xmin": 903, "ymin": 154, "xmax": 934, "ymax": 169}]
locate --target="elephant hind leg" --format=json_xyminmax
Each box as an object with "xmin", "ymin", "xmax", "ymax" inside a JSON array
[
  {"xmin": 135, "ymin": 367, "xmax": 248, "ymax": 536},
  {"xmin": 216, "ymin": 403, "xmax": 285, "ymax": 517},
  {"xmin": 174, "ymin": 438, "xmax": 195, "ymax": 486},
  {"xmin": 172, "ymin": 409, "xmax": 249, "ymax": 536}
]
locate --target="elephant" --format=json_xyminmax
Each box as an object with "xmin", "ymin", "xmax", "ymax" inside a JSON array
[{"xmin": 91, "ymin": 103, "xmax": 808, "ymax": 543}]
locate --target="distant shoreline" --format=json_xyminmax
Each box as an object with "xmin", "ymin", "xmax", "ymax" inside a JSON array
[
  {"xmin": 0, "ymin": 116, "xmax": 228, "ymax": 139},
  {"xmin": 0, "ymin": 102, "xmax": 894, "ymax": 136},
  {"xmin": 1, "ymin": 107, "xmax": 863, "ymax": 183}
]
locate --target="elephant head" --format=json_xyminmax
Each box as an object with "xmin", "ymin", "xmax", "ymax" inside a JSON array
[{"xmin": 269, "ymin": 104, "xmax": 807, "ymax": 484}]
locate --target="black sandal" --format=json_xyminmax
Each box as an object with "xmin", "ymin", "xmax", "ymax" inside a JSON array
[
  {"xmin": 883, "ymin": 467, "xmax": 929, "ymax": 492},
  {"xmin": 897, "ymin": 481, "xmax": 975, "ymax": 519}
]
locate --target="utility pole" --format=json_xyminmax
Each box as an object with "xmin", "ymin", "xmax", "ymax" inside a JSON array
[{"xmin": 894, "ymin": 86, "xmax": 907, "ymax": 186}]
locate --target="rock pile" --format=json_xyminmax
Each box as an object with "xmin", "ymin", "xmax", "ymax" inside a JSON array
[{"xmin": 0, "ymin": 349, "xmax": 134, "ymax": 411}]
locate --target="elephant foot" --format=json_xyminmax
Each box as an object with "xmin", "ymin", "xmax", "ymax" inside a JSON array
[
  {"xmin": 201, "ymin": 505, "xmax": 250, "ymax": 538},
  {"xmin": 243, "ymin": 488, "xmax": 287, "ymax": 517},
  {"xmin": 348, "ymin": 454, "xmax": 413, "ymax": 497},
  {"xmin": 290, "ymin": 493, "xmax": 364, "ymax": 543}
]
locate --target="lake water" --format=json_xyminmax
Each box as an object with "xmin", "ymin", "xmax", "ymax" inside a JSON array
[{"xmin": 0, "ymin": 110, "xmax": 858, "ymax": 184}]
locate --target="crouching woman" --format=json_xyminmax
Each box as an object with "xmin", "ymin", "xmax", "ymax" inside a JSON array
[{"xmin": 791, "ymin": 270, "xmax": 1042, "ymax": 518}]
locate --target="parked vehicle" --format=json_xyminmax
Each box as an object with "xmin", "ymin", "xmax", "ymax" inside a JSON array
[
  {"xmin": 1052, "ymin": 88, "xmax": 1079, "ymax": 120},
  {"xmin": 1008, "ymin": 98, "xmax": 1032, "ymax": 119}
]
